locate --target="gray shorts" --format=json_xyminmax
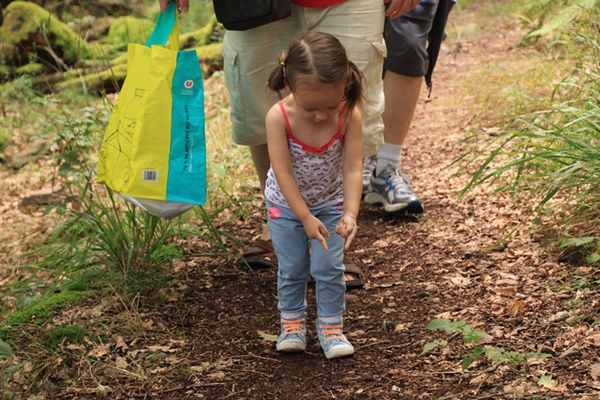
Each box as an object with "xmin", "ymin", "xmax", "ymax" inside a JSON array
[{"xmin": 384, "ymin": 0, "xmax": 439, "ymax": 77}]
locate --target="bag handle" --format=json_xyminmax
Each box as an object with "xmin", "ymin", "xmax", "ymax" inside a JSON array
[{"xmin": 146, "ymin": 0, "xmax": 180, "ymax": 51}]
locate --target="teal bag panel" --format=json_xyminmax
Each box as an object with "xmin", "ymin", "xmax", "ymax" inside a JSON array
[
  {"xmin": 146, "ymin": 1, "xmax": 177, "ymax": 47},
  {"xmin": 166, "ymin": 49, "xmax": 206, "ymax": 205}
]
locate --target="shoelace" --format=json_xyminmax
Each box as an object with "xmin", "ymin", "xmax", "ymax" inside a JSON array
[
  {"xmin": 362, "ymin": 157, "xmax": 377, "ymax": 178},
  {"xmin": 388, "ymin": 167, "xmax": 414, "ymax": 194},
  {"xmin": 282, "ymin": 318, "xmax": 304, "ymax": 335},
  {"xmin": 320, "ymin": 324, "xmax": 344, "ymax": 342}
]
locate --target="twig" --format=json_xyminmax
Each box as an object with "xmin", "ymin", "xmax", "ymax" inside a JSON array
[
  {"xmin": 157, "ymin": 382, "xmax": 223, "ymax": 394},
  {"xmin": 222, "ymin": 367, "xmax": 272, "ymax": 376},
  {"xmin": 355, "ymin": 340, "xmax": 390, "ymax": 351}
]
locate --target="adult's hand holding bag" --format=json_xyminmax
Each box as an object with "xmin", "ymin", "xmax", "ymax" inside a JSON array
[{"xmin": 98, "ymin": 1, "xmax": 206, "ymax": 219}]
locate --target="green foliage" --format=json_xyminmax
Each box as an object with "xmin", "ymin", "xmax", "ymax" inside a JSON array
[
  {"xmin": 45, "ymin": 104, "xmax": 109, "ymax": 187},
  {"xmin": 151, "ymin": 244, "xmax": 183, "ymax": 264},
  {"xmin": 3, "ymin": 286, "xmax": 93, "ymax": 327},
  {"xmin": 41, "ymin": 325, "xmax": 88, "ymax": 349},
  {"xmin": 180, "ymin": 187, "xmax": 247, "ymax": 256},
  {"xmin": 39, "ymin": 183, "xmax": 183, "ymax": 295},
  {"xmin": 424, "ymin": 319, "xmax": 551, "ymax": 370},
  {"xmin": 105, "ymin": 16, "xmax": 155, "ymax": 50},
  {"xmin": 0, "ymin": 128, "xmax": 9, "ymax": 151},
  {"xmin": 0, "ymin": 338, "xmax": 13, "ymax": 357},
  {"xmin": 521, "ymin": 0, "xmax": 600, "ymax": 38},
  {"xmin": 426, "ymin": 318, "xmax": 488, "ymax": 344},
  {"xmin": 455, "ymin": 32, "xmax": 600, "ymax": 256},
  {"xmin": 0, "ymin": 1, "xmax": 91, "ymax": 67}
]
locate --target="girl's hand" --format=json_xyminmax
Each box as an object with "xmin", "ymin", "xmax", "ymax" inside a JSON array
[
  {"xmin": 303, "ymin": 216, "xmax": 330, "ymax": 251},
  {"xmin": 335, "ymin": 214, "xmax": 358, "ymax": 250}
]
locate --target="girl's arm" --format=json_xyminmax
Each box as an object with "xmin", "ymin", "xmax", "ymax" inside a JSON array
[
  {"xmin": 336, "ymin": 107, "xmax": 363, "ymax": 249},
  {"xmin": 266, "ymin": 105, "xmax": 331, "ymax": 251}
]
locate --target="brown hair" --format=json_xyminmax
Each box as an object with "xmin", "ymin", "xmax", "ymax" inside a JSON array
[{"xmin": 266, "ymin": 31, "xmax": 365, "ymax": 122}]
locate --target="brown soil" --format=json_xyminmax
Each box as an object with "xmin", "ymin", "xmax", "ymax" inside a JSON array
[{"xmin": 2, "ymin": 1, "xmax": 600, "ymax": 399}]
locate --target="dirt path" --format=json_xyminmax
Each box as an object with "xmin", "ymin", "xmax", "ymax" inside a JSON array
[
  {"xmin": 5, "ymin": 1, "xmax": 600, "ymax": 399},
  {"xmin": 154, "ymin": 3, "xmax": 597, "ymax": 398}
]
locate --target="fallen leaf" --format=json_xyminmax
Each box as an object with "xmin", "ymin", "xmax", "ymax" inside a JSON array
[
  {"xmin": 469, "ymin": 374, "xmax": 487, "ymax": 386},
  {"xmin": 147, "ymin": 345, "xmax": 176, "ymax": 353},
  {"xmin": 115, "ymin": 336, "xmax": 129, "ymax": 353},
  {"xmin": 257, "ymin": 330, "xmax": 277, "ymax": 342},
  {"xmin": 590, "ymin": 363, "xmax": 600, "ymax": 380},
  {"xmin": 507, "ymin": 300, "xmax": 525, "ymax": 316},
  {"xmin": 141, "ymin": 319, "xmax": 155, "ymax": 329},
  {"xmin": 491, "ymin": 304, "xmax": 504, "ymax": 315},
  {"xmin": 373, "ymin": 240, "xmax": 389, "ymax": 248},
  {"xmin": 538, "ymin": 374, "xmax": 554, "ymax": 388},
  {"xmin": 88, "ymin": 344, "xmax": 111, "ymax": 359},
  {"xmin": 496, "ymin": 287, "xmax": 516, "ymax": 296},
  {"xmin": 449, "ymin": 275, "xmax": 471, "ymax": 287},
  {"xmin": 114, "ymin": 356, "xmax": 129, "ymax": 369}
]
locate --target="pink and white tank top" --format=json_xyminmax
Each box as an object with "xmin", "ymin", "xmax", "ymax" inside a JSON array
[{"xmin": 265, "ymin": 101, "xmax": 345, "ymax": 209}]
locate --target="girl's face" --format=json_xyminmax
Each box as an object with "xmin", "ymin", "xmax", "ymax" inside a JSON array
[{"xmin": 292, "ymin": 79, "xmax": 345, "ymax": 124}]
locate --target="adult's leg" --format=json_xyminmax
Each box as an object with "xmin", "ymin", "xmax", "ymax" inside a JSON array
[
  {"xmin": 382, "ymin": 73, "xmax": 422, "ymax": 151},
  {"xmin": 364, "ymin": 4, "xmax": 438, "ymax": 213},
  {"xmin": 222, "ymin": 11, "xmax": 302, "ymax": 265}
]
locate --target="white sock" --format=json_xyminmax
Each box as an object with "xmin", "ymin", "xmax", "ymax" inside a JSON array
[
  {"xmin": 281, "ymin": 312, "xmax": 304, "ymax": 320},
  {"xmin": 375, "ymin": 143, "xmax": 402, "ymax": 175},
  {"xmin": 319, "ymin": 315, "xmax": 342, "ymax": 324}
]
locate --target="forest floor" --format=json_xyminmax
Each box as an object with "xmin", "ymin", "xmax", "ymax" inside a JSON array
[{"xmin": 2, "ymin": 1, "xmax": 600, "ymax": 399}]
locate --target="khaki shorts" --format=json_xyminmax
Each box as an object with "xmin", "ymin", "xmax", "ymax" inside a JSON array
[{"xmin": 222, "ymin": 0, "xmax": 385, "ymax": 158}]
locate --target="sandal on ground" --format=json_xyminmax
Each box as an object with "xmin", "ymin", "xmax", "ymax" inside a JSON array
[
  {"xmin": 239, "ymin": 238, "xmax": 278, "ymax": 269},
  {"xmin": 239, "ymin": 239, "xmax": 365, "ymax": 290},
  {"xmin": 344, "ymin": 264, "xmax": 365, "ymax": 291},
  {"xmin": 308, "ymin": 263, "xmax": 365, "ymax": 291}
]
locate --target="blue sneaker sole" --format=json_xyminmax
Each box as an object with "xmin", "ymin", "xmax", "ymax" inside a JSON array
[
  {"xmin": 364, "ymin": 192, "xmax": 424, "ymax": 214},
  {"xmin": 406, "ymin": 199, "xmax": 424, "ymax": 214}
]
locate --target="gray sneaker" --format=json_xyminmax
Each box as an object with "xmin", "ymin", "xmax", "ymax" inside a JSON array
[
  {"xmin": 362, "ymin": 156, "xmax": 377, "ymax": 193},
  {"xmin": 364, "ymin": 163, "xmax": 424, "ymax": 213}
]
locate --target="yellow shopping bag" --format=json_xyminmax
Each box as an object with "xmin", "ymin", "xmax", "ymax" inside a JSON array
[{"xmin": 98, "ymin": 1, "xmax": 206, "ymax": 219}]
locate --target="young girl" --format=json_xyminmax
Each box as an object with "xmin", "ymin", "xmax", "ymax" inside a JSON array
[{"xmin": 264, "ymin": 32, "xmax": 364, "ymax": 359}]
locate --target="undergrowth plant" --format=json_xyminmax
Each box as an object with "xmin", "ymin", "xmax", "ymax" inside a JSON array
[
  {"xmin": 520, "ymin": 0, "xmax": 600, "ymax": 39},
  {"xmin": 454, "ymin": 29, "xmax": 600, "ymax": 256},
  {"xmin": 424, "ymin": 318, "xmax": 551, "ymax": 370}
]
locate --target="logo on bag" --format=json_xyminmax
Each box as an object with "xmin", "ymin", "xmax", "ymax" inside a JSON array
[{"xmin": 182, "ymin": 79, "xmax": 195, "ymax": 96}]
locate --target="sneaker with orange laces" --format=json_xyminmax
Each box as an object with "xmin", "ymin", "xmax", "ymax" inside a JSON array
[
  {"xmin": 315, "ymin": 318, "xmax": 354, "ymax": 359},
  {"xmin": 276, "ymin": 313, "xmax": 307, "ymax": 352}
]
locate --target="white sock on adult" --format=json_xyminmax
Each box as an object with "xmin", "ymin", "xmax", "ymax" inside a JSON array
[{"xmin": 375, "ymin": 143, "xmax": 402, "ymax": 176}]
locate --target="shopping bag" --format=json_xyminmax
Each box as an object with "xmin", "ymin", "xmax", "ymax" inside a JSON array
[{"xmin": 97, "ymin": 1, "xmax": 206, "ymax": 219}]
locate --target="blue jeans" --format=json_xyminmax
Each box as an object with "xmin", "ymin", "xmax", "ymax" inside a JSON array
[{"xmin": 267, "ymin": 200, "xmax": 346, "ymax": 318}]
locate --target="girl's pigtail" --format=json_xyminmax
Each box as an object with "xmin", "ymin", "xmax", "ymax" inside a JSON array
[
  {"xmin": 266, "ymin": 54, "xmax": 288, "ymax": 98},
  {"xmin": 342, "ymin": 60, "xmax": 366, "ymax": 121}
]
